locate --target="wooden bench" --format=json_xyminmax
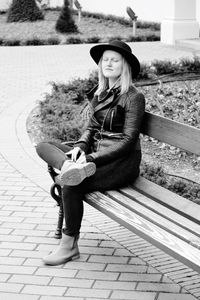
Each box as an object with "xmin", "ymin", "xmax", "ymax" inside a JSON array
[{"xmin": 49, "ymin": 111, "xmax": 200, "ymax": 274}]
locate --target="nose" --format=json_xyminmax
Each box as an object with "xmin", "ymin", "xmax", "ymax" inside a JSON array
[{"xmin": 106, "ymin": 59, "xmax": 112, "ymax": 66}]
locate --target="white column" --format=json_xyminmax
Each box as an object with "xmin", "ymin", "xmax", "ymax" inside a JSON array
[{"xmin": 161, "ymin": 0, "xmax": 199, "ymax": 44}]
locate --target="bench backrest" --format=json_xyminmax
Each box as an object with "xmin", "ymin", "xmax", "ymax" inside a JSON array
[{"xmin": 141, "ymin": 112, "xmax": 200, "ymax": 156}]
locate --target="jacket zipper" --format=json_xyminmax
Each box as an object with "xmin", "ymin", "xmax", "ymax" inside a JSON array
[{"xmin": 110, "ymin": 109, "xmax": 115, "ymax": 131}]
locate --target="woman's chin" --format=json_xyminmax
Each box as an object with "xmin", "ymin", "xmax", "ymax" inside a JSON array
[{"xmin": 103, "ymin": 73, "xmax": 118, "ymax": 80}]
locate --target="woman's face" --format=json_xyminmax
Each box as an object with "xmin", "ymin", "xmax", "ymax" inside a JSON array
[{"xmin": 101, "ymin": 50, "xmax": 123, "ymax": 81}]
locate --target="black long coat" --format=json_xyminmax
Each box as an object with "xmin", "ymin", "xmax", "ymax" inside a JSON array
[
  {"xmin": 57, "ymin": 85, "xmax": 145, "ymax": 236},
  {"xmin": 74, "ymin": 85, "xmax": 145, "ymax": 190}
]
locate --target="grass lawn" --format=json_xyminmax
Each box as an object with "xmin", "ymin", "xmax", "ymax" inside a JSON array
[{"xmin": 0, "ymin": 9, "xmax": 160, "ymax": 44}]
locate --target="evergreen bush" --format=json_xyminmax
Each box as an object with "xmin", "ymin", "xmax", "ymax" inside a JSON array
[
  {"xmin": 46, "ymin": 37, "xmax": 60, "ymax": 45},
  {"xmin": 55, "ymin": 0, "xmax": 78, "ymax": 34},
  {"xmin": 3, "ymin": 39, "xmax": 21, "ymax": 46},
  {"xmin": 25, "ymin": 38, "xmax": 46, "ymax": 46},
  {"xmin": 66, "ymin": 36, "xmax": 83, "ymax": 44},
  {"xmin": 7, "ymin": 0, "xmax": 44, "ymax": 22}
]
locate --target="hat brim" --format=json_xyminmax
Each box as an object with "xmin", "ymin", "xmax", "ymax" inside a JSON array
[{"xmin": 90, "ymin": 44, "xmax": 140, "ymax": 79}]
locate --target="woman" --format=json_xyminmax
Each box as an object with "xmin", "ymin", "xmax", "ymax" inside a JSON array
[{"xmin": 36, "ymin": 40, "xmax": 145, "ymax": 266}]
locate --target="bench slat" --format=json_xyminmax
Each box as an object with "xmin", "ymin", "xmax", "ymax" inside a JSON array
[
  {"xmin": 106, "ymin": 190, "xmax": 200, "ymax": 245},
  {"xmin": 133, "ymin": 177, "xmax": 200, "ymax": 224},
  {"xmin": 119, "ymin": 186, "xmax": 200, "ymax": 237},
  {"xmin": 141, "ymin": 112, "xmax": 200, "ymax": 156},
  {"xmin": 85, "ymin": 191, "xmax": 200, "ymax": 273}
]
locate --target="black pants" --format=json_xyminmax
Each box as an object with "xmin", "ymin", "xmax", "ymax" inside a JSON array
[{"xmin": 36, "ymin": 141, "xmax": 141, "ymax": 236}]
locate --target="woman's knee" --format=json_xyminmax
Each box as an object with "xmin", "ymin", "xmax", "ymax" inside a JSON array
[
  {"xmin": 36, "ymin": 141, "xmax": 67, "ymax": 170},
  {"xmin": 36, "ymin": 141, "xmax": 50, "ymax": 158}
]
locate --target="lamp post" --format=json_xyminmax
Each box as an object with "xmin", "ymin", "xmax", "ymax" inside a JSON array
[
  {"xmin": 74, "ymin": 0, "xmax": 82, "ymax": 22},
  {"xmin": 126, "ymin": 6, "xmax": 138, "ymax": 36}
]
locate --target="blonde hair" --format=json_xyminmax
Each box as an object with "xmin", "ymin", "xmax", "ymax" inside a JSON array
[{"xmin": 95, "ymin": 56, "xmax": 133, "ymax": 96}]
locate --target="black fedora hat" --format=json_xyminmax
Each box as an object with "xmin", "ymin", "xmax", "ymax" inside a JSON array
[{"xmin": 90, "ymin": 40, "xmax": 140, "ymax": 79}]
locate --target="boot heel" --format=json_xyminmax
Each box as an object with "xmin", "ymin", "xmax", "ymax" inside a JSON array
[
  {"xmin": 71, "ymin": 253, "xmax": 80, "ymax": 261},
  {"xmin": 84, "ymin": 162, "xmax": 96, "ymax": 177}
]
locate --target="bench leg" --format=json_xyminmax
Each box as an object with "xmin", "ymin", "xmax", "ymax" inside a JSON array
[{"xmin": 50, "ymin": 180, "xmax": 64, "ymax": 239}]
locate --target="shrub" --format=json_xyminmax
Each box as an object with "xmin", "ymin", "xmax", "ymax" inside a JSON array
[
  {"xmin": 25, "ymin": 38, "xmax": 46, "ymax": 46},
  {"xmin": 107, "ymin": 36, "xmax": 123, "ymax": 42},
  {"xmin": 128, "ymin": 34, "xmax": 159, "ymax": 42},
  {"xmin": 55, "ymin": 0, "xmax": 78, "ymax": 34},
  {"xmin": 137, "ymin": 20, "xmax": 160, "ymax": 31},
  {"xmin": 65, "ymin": 36, "xmax": 83, "ymax": 44},
  {"xmin": 39, "ymin": 90, "xmax": 85, "ymax": 141},
  {"xmin": 80, "ymin": 10, "xmax": 161, "ymax": 30},
  {"xmin": 137, "ymin": 62, "xmax": 151, "ymax": 80},
  {"xmin": 151, "ymin": 60, "xmax": 179, "ymax": 75},
  {"xmin": 81, "ymin": 11, "xmax": 132, "ymax": 27},
  {"xmin": 46, "ymin": 37, "xmax": 60, "ymax": 45},
  {"xmin": 137, "ymin": 56, "xmax": 200, "ymax": 79},
  {"xmin": 38, "ymin": 75, "xmax": 98, "ymax": 142},
  {"xmin": 86, "ymin": 36, "xmax": 101, "ymax": 44},
  {"xmin": 2, "ymin": 39, "xmax": 21, "ymax": 46},
  {"xmin": 7, "ymin": 0, "xmax": 44, "ymax": 22},
  {"xmin": 145, "ymin": 34, "xmax": 160, "ymax": 41},
  {"xmin": 140, "ymin": 162, "xmax": 168, "ymax": 187},
  {"xmin": 140, "ymin": 162, "xmax": 200, "ymax": 202},
  {"xmin": 179, "ymin": 56, "xmax": 200, "ymax": 72}
]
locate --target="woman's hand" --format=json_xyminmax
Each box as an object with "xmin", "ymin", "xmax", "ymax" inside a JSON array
[
  {"xmin": 65, "ymin": 147, "xmax": 86, "ymax": 163},
  {"xmin": 76, "ymin": 151, "xmax": 86, "ymax": 164}
]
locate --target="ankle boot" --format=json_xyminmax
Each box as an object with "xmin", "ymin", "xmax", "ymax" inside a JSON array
[
  {"xmin": 60, "ymin": 161, "xmax": 96, "ymax": 186},
  {"xmin": 43, "ymin": 233, "xmax": 80, "ymax": 266}
]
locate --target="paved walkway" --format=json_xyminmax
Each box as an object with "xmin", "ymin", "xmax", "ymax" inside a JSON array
[{"xmin": 0, "ymin": 41, "xmax": 200, "ymax": 300}]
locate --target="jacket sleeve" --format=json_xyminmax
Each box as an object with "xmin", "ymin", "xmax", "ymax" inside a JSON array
[
  {"xmin": 88, "ymin": 91, "xmax": 145, "ymax": 166},
  {"xmin": 74, "ymin": 126, "xmax": 95, "ymax": 153},
  {"xmin": 74, "ymin": 98, "xmax": 98, "ymax": 153}
]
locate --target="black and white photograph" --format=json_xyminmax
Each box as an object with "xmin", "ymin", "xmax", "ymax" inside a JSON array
[{"xmin": 0, "ymin": 0, "xmax": 200, "ymax": 299}]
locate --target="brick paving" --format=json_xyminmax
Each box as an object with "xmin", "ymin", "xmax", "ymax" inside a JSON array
[{"xmin": 0, "ymin": 41, "xmax": 200, "ymax": 300}]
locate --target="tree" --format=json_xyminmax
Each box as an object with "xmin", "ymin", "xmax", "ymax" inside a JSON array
[
  {"xmin": 55, "ymin": 0, "xmax": 78, "ymax": 34},
  {"xmin": 7, "ymin": 0, "xmax": 44, "ymax": 23}
]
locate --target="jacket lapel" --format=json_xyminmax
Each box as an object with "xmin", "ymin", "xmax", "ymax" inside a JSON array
[
  {"xmin": 94, "ymin": 88, "xmax": 121, "ymax": 113},
  {"xmin": 94, "ymin": 94, "xmax": 115, "ymax": 113}
]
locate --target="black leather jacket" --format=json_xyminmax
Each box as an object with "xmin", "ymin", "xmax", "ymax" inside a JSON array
[{"xmin": 75, "ymin": 85, "xmax": 145, "ymax": 166}]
